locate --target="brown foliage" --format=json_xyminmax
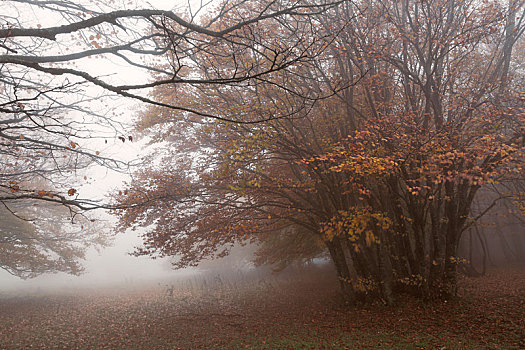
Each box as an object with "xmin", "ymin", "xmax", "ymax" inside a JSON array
[{"xmin": 117, "ymin": 0, "xmax": 525, "ymax": 303}]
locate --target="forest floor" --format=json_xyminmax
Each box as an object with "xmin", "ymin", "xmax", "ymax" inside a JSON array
[{"xmin": 0, "ymin": 266, "xmax": 523, "ymax": 349}]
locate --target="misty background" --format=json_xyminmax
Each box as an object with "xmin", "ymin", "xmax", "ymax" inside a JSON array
[
  {"xmin": 0, "ymin": 0, "xmax": 206, "ymax": 293},
  {"xmin": 1, "ymin": 0, "xmax": 523, "ymax": 296}
]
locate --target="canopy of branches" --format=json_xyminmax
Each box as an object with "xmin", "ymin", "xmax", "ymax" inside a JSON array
[
  {"xmin": 117, "ymin": 0, "xmax": 525, "ymax": 304},
  {"xmin": 1, "ymin": 0, "xmax": 340, "ymax": 277}
]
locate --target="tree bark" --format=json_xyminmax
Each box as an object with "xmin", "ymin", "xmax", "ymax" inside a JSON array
[{"xmin": 326, "ymin": 237, "xmax": 356, "ymax": 304}]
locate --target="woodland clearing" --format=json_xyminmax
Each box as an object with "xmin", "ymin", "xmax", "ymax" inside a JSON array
[{"xmin": 0, "ymin": 266, "xmax": 523, "ymax": 349}]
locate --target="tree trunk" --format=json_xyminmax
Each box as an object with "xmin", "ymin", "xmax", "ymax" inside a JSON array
[
  {"xmin": 326, "ymin": 237, "xmax": 356, "ymax": 304},
  {"xmin": 443, "ymin": 224, "xmax": 459, "ymax": 299},
  {"xmin": 377, "ymin": 231, "xmax": 394, "ymax": 305}
]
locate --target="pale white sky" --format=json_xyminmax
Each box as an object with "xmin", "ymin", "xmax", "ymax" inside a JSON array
[{"xmin": 0, "ymin": 0, "xmax": 213, "ymax": 291}]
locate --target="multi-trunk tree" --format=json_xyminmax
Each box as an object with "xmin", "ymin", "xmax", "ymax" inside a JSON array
[{"xmin": 117, "ymin": 0, "xmax": 524, "ymax": 304}]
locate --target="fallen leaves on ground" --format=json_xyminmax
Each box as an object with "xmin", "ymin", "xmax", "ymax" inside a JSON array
[{"xmin": 0, "ymin": 267, "xmax": 523, "ymax": 349}]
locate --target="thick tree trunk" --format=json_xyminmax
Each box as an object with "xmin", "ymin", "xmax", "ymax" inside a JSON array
[
  {"xmin": 326, "ymin": 237, "xmax": 356, "ymax": 304},
  {"xmin": 377, "ymin": 232, "xmax": 394, "ymax": 305},
  {"xmin": 443, "ymin": 218, "xmax": 460, "ymax": 299}
]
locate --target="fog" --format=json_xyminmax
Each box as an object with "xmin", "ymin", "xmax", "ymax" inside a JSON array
[
  {"xmin": 0, "ymin": 0, "xmax": 215, "ymax": 294},
  {"xmin": 0, "ymin": 229, "xmax": 197, "ymax": 294}
]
